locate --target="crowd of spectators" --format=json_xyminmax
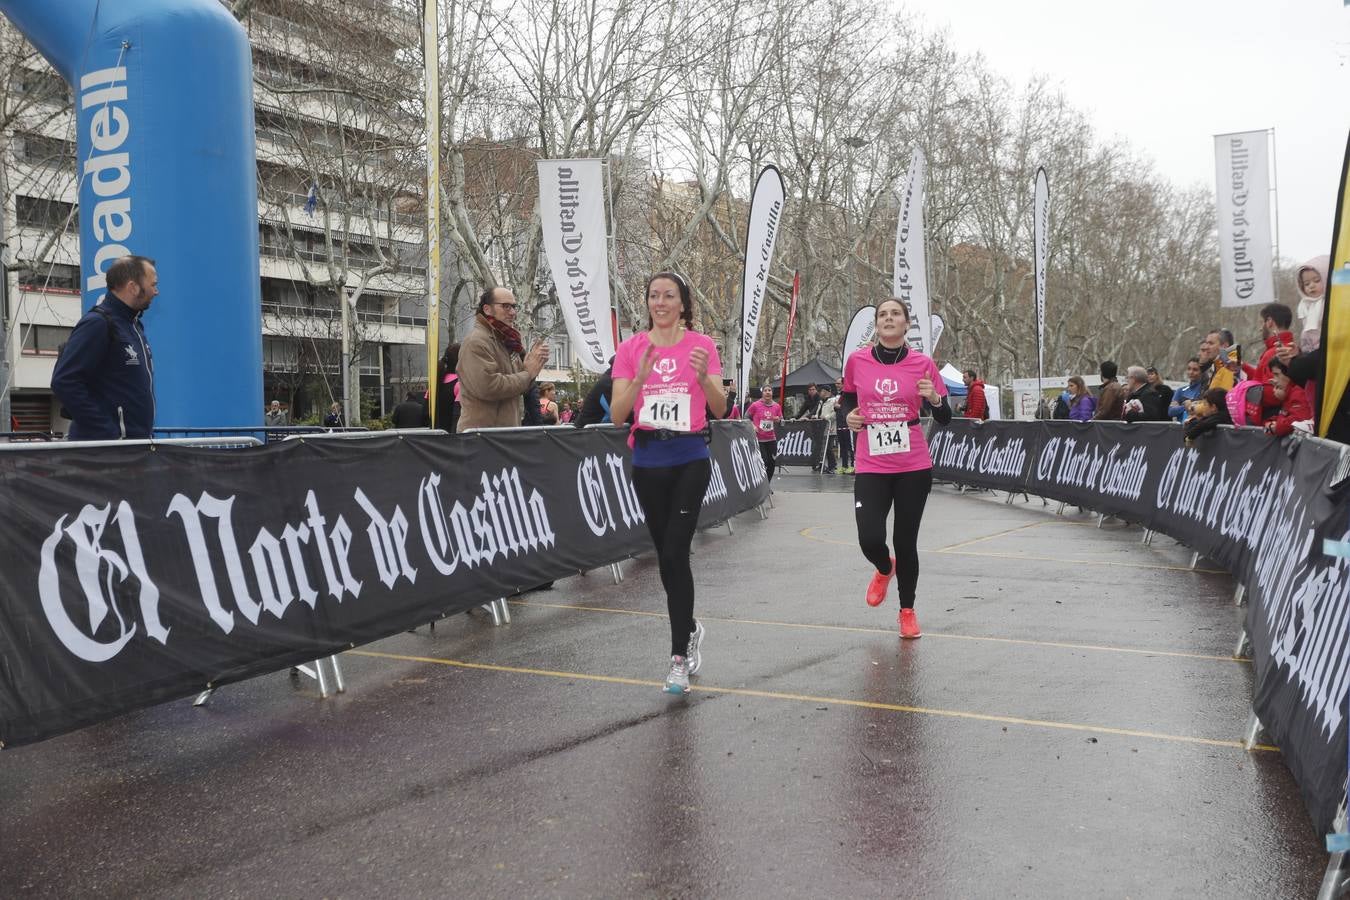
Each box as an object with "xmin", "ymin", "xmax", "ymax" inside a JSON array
[
  {"xmin": 1038, "ymin": 260, "xmax": 1327, "ymax": 443},
  {"xmin": 972, "ymin": 258, "xmax": 1332, "ymax": 444}
]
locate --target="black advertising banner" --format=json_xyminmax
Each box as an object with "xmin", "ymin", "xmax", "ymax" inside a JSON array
[
  {"xmin": 0, "ymin": 422, "xmax": 769, "ymax": 747},
  {"xmin": 929, "ymin": 418, "xmax": 1349, "ymax": 836},
  {"xmin": 774, "ymin": 419, "xmax": 828, "ymax": 468}
]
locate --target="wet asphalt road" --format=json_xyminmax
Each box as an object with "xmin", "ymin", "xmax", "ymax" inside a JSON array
[{"xmin": 0, "ymin": 474, "xmax": 1329, "ymax": 898}]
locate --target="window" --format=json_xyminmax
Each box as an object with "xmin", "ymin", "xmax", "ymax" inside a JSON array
[
  {"xmin": 12, "ymin": 68, "xmax": 69, "ymax": 104},
  {"xmin": 17, "ymin": 263, "xmax": 80, "ymax": 292},
  {"xmin": 20, "ymin": 325, "xmax": 72, "ymax": 356},
  {"xmin": 15, "ymin": 195, "xmax": 77, "ymax": 230},
  {"xmin": 263, "ymin": 336, "xmax": 300, "ymax": 373},
  {"xmin": 261, "ymin": 277, "xmax": 310, "ymax": 307},
  {"xmin": 14, "ymin": 132, "xmax": 76, "ymax": 167}
]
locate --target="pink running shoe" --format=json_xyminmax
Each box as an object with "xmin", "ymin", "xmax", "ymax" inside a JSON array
[
  {"xmin": 865, "ymin": 558, "xmax": 895, "ymax": 607},
  {"xmin": 899, "ymin": 608, "xmax": 921, "ymax": 639}
]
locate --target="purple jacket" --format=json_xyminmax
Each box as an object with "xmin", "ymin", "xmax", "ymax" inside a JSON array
[{"xmin": 1069, "ymin": 394, "xmax": 1096, "ymax": 421}]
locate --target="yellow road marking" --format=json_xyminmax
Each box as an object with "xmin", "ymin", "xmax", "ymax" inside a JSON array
[
  {"xmin": 934, "ymin": 548, "xmax": 1228, "ymax": 574},
  {"xmin": 347, "ymin": 649, "xmax": 1278, "ymax": 753},
  {"xmin": 509, "ymin": 599, "xmax": 1249, "ymax": 665},
  {"xmin": 796, "ymin": 525, "xmax": 1226, "ymax": 573},
  {"xmin": 930, "ymin": 521, "xmax": 1051, "ymax": 552}
]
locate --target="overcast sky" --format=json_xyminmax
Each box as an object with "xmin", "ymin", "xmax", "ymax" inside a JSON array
[{"xmin": 908, "ymin": 0, "xmax": 1350, "ymax": 268}]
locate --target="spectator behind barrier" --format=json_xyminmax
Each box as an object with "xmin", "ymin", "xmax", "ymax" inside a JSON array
[
  {"xmin": 264, "ymin": 399, "xmax": 289, "ymax": 427},
  {"xmin": 457, "ymin": 287, "xmax": 549, "ymax": 431},
  {"xmin": 1245, "ymin": 303, "xmax": 1295, "ymax": 385},
  {"xmin": 1169, "ymin": 358, "xmax": 1204, "ymax": 423},
  {"xmin": 1094, "ymin": 361, "xmax": 1125, "ymax": 420},
  {"xmin": 796, "ymin": 383, "xmax": 822, "ymax": 419},
  {"xmin": 1183, "ymin": 388, "xmax": 1231, "ymax": 445},
  {"xmin": 1199, "ymin": 330, "xmax": 1236, "ymax": 392},
  {"xmin": 960, "ymin": 369, "xmax": 988, "ymax": 420},
  {"xmin": 1066, "ymin": 375, "xmax": 1096, "ymax": 421},
  {"xmin": 1264, "ymin": 358, "xmax": 1314, "ymax": 437},
  {"xmin": 434, "ymin": 343, "xmax": 462, "ymax": 433},
  {"xmin": 391, "ymin": 390, "xmax": 428, "ymax": 428},
  {"xmin": 574, "ymin": 358, "xmax": 617, "ymax": 427},
  {"xmin": 51, "ymin": 254, "xmax": 159, "ymax": 440},
  {"xmin": 1145, "ymin": 366, "xmax": 1173, "ymax": 410},
  {"xmin": 1123, "ymin": 366, "xmax": 1168, "ymax": 422},
  {"xmin": 539, "ymin": 382, "xmax": 560, "ymax": 424},
  {"xmin": 1295, "ymin": 256, "xmax": 1328, "ymax": 352}
]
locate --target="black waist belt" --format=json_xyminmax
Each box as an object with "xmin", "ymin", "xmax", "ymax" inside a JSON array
[
  {"xmin": 857, "ymin": 418, "xmax": 921, "ymax": 428},
  {"xmin": 634, "ymin": 427, "xmax": 711, "ymax": 444}
]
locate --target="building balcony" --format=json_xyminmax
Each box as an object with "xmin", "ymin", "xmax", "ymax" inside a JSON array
[{"xmin": 262, "ymin": 302, "xmax": 427, "ymax": 346}]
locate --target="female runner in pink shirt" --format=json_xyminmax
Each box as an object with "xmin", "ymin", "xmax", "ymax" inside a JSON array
[
  {"xmin": 841, "ymin": 298, "xmax": 952, "ymax": 638},
  {"xmin": 610, "ymin": 272, "xmax": 728, "ymax": 695}
]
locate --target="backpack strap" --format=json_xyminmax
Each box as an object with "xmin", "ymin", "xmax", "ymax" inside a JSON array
[{"xmin": 91, "ymin": 304, "xmax": 117, "ymax": 359}]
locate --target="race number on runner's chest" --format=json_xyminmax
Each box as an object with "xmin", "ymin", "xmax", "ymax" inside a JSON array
[
  {"xmin": 639, "ymin": 392, "xmax": 691, "ymax": 431},
  {"xmin": 867, "ymin": 421, "xmax": 910, "ymax": 455}
]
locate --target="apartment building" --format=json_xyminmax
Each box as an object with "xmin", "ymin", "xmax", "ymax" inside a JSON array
[{"xmin": 1, "ymin": 0, "xmax": 431, "ymax": 431}]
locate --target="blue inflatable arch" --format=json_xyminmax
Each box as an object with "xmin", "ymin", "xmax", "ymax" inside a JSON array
[{"xmin": 0, "ymin": 0, "xmax": 263, "ymax": 430}]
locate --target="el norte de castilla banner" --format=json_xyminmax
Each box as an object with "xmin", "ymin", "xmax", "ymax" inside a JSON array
[
  {"xmin": 0, "ymin": 424, "xmax": 769, "ymax": 748},
  {"xmin": 927, "ymin": 417, "xmax": 1348, "ymax": 838}
]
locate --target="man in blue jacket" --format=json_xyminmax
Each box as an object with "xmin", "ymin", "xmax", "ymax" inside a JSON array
[{"xmin": 51, "ymin": 255, "xmax": 158, "ymax": 440}]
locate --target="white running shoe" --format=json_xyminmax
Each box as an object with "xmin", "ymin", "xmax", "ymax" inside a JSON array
[
  {"xmin": 664, "ymin": 655, "xmax": 691, "ymax": 694},
  {"xmin": 687, "ymin": 621, "xmax": 705, "ymax": 676}
]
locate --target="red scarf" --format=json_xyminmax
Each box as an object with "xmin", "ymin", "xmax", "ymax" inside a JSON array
[{"xmin": 478, "ymin": 311, "xmax": 523, "ymax": 355}]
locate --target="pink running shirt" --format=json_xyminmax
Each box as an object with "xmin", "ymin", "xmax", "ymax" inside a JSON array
[
  {"xmin": 745, "ymin": 399, "xmax": 782, "ymax": 442},
  {"xmin": 612, "ymin": 330, "xmax": 722, "ymax": 437},
  {"xmin": 842, "ymin": 347, "xmax": 947, "ymax": 474}
]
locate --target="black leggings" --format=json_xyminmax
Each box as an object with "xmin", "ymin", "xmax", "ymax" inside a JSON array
[
  {"xmin": 758, "ymin": 439, "xmax": 776, "ymax": 483},
  {"xmin": 632, "ymin": 458, "xmax": 712, "ymax": 656},
  {"xmin": 853, "ymin": 469, "xmax": 933, "ymax": 609}
]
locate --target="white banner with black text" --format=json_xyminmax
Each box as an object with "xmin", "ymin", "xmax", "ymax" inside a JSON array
[
  {"xmin": 1033, "ymin": 167, "xmax": 1049, "ymax": 382},
  {"xmin": 739, "ymin": 166, "xmax": 786, "ymax": 403},
  {"xmin": 537, "ymin": 159, "xmax": 615, "ymax": 372},
  {"xmin": 894, "ymin": 148, "xmax": 930, "ymax": 354},
  {"xmin": 1213, "ymin": 131, "xmax": 1275, "ymax": 308}
]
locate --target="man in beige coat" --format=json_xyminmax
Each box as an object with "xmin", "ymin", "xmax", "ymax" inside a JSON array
[{"xmin": 456, "ymin": 287, "xmax": 549, "ymax": 431}]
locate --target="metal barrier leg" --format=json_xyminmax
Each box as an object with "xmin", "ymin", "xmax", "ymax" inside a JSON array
[
  {"xmin": 726, "ymin": 518, "xmax": 734, "ymax": 535},
  {"xmin": 758, "ymin": 502, "xmax": 769, "ymax": 520},
  {"xmin": 611, "ymin": 562, "xmax": 624, "ymax": 584},
  {"xmin": 329, "ymin": 655, "xmax": 347, "ymax": 693},
  {"xmin": 1317, "ymin": 852, "xmax": 1348, "ymax": 900},
  {"xmin": 196, "ymin": 658, "xmax": 341, "ymax": 706},
  {"xmin": 495, "ymin": 598, "xmax": 512, "ymax": 625},
  {"xmin": 1319, "ymin": 804, "xmax": 1350, "ymax": 900},
  {"xmin": 1234, "ymin": 583, "xmax": 1246, "ymax": 607},
  {"xmin": 1056, "ymin": 501, "xmax": 1066, "ymax": 516},
  {"xmin": 1234, "ymin": 628, "xmax": 1251, "ymax": 659},
  {"xmin": 1097, "ymin": 513, "xmax": 1106, "ymax": 528},
  {"xmin": 1190, "ymin": 551, "xmax": 1200, "ymax": 570},
  {"xmin": 484, "ymin": 600, "xmax": 503, "ymax": 626},
  {"xmin": 314, "ymin": 658, "xmax": 331, "ymax": 698},
  {"xmin": 1243, "ymin": 711, "xmax": 1263, "ymax": 751},
  {"xmin": 1004, "ymin": 491, "xmax": 1015, "ymax": 505},
  {"xmin": 1141, "ymin": 529, "xmax": 1152, "ymax": 544}
]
